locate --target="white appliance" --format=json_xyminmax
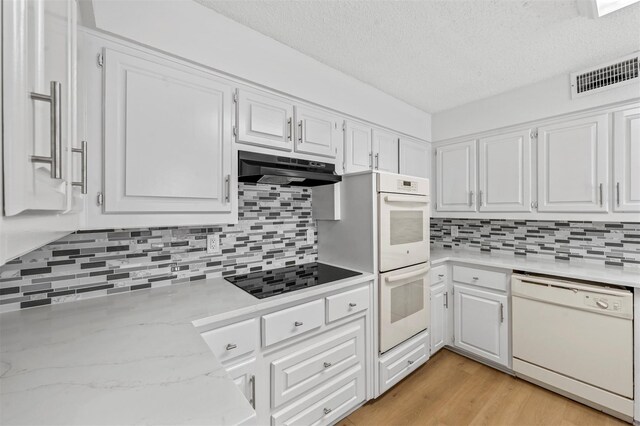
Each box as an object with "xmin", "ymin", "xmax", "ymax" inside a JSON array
[
  {"xmin": 377, "ymin": 173, "xmax": 431, "ymax": 353},
  {"xmin": 512, "ymin": 274, "xmax": 634, "ymax": 420}
]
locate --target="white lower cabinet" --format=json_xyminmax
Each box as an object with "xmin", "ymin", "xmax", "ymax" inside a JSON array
[
  {"xmin": 453, "ymin": 283, "xmax": 509, "ymax": 368},
  {"xmin": 199, "ymin": 282, "xmax": 372, "ymax": 426},
  {"xmin": 430, "ymin": 265, "xmax": 450, "ymax": 354},
  {"xmin": 378, "ymin": 330, "xmax": 429, "ymax": 395},
  {"xmin": 227, "ymin": 357, "xmax": 258, "ymax": 409}
]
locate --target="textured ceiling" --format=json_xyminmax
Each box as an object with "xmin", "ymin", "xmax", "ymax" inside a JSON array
[{"xmin": 195, "ymin": 0, "xmax": 640, "ymax": 113}]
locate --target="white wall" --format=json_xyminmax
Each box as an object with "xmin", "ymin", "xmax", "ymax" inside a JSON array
[
  {"xmin": 89, "ymin": 0, "xmax": 431, "ymax": 141},
  {"xmin": 432, "ymin": 73, "xmax": 640, "ymax": 141}
]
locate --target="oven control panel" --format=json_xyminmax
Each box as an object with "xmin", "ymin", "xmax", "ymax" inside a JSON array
[{"xmin": 377, "ymin": 173, "xmax": 429, "ymax": 196}]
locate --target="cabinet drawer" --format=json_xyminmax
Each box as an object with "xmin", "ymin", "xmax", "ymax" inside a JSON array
[
  {"xmin": 271, "ymin": 318, "xmax": 365, "ymax": 408},
  {"xmin": 271, "ymin": 366, "xmax": 365, "ymax": 426},
  {"xmin": 262, "ymin": 300, "xmax": 324, "ymax": 347},
  {"xmin": 379, "ymin": 331, "xmax": 429, "ymax": 394},
  {"xmin": 326, "ymin": 286, "xmax": 369, "ymax": 322},
  {"xmin": 452, "ymin": 265, "xmax": 508, "ymax": 292},
  {"xmin": 431, "ymin": 265, "xmax": 448, "ymax": 286},
  {"xmin": 201, "ymin": 318, "xmax": 258, "ymax": 363}
]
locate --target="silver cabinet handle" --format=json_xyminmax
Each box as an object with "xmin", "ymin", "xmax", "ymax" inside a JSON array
[
  {"xmin": 500, "ymin": 303, "xmax": 504, "ymax": 323},
  {"xmin": 438, "ymin": 274, "xmax": 444, "ymax": 278},
  {"xmin": 298, "ymin": 120, "xmax": 303, "ymax": 143},
  {"xmin": 599, "ymin": 183, "xmax": 603, "ymax": 206},
  {"xmin": 469, "ymin": 190, "xmax": 474, "ymax": 206},
  {"xmin": 323, "ymin": 362, "xmax": 332, "ymax": 368},
  {"xmin": 472, "ymin": 276, "xmax": 479, "ymax": 280},
  {"xmin": 249, "ymin": 375, "xmax": 255, "ymax": 408},
  {"xmin": 368, "ymin": 152, "xmax": 373, "ymax": 168},
  {"xmin": 616, "ymin": 182, "xmax": 620, "ymax": 206},
  {"xmin": 294, "ymin": 321, "xmax": 303, "ymax": 327},
  {"xmin": 225, "ymin": 343, "xmax": 237, "ymax": 350},
  {"xmin": 287, "ymin": 117, "xmax": 292, "ymax": 141},
  {"xmin": 348, "ymin": 302, "xmax": 357, "ymax": 308},
  {"xmin": 444, "ymin": 291, "xmax": 448, "ymax": 308},
  {"xmin": 323, "ymin": 408, "xmax": 332, "ymax": 415},
  {"xmin": 30, "ymin": 81, "xmax": 62, "ymax": 179},
  {"xmin": 225, "ymin": 175, "xmax": 230, "ymax": 203},
  {"xmin": 71, "ymin": 141, "xmax": 88, "ymax": 194},
  {"xmin": 408, "ymin": 359, "xmax": 414, "ymax": 365},
  {"xmin": 375, "ymin": 153, "xmax": 379, "ymax": 169},
  {"xmin": 479, "ymin": 190, "xmax": 483, "ymax": 207}
]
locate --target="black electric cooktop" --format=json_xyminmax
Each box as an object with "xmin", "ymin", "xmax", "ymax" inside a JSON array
[{"xmin": 225, "ymin": 262, "xmax": 362, "ymax": 299}]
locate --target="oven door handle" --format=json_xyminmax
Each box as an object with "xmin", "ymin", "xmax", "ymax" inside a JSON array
[
  {"xmin": 384, "ymin": 195, "xmax": 429, "ymax": 204},
  {"xmin": 385, "ymin": 267, "xmax": 430, "ymax": 283}
]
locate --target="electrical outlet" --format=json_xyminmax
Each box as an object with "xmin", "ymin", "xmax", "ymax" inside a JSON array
[
  {"xmin": 451, "ymin": 225, "xmax": 459, "ymax": 238},
  {"xmin": 306, "ymin": 228, "xmax": 315, "ymax": 245},
  {"xmin": 207, "ymin": 234, "xmax": 220, "ymax": 254}
]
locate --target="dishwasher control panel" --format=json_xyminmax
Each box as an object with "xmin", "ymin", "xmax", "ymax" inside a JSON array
[{"xmin": 584, "ymin": 294, "xmax": 625, "ymax": 312}]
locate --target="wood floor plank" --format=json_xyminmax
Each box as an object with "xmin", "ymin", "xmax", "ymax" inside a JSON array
[{"xmin": 346, "ymin": 349, "xmax": 629, "ymax": 426}]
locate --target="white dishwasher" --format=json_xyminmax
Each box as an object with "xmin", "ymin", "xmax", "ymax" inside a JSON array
[{"xmin": 511, "ymin": 274, "xmax": 633, "ymax": 420}]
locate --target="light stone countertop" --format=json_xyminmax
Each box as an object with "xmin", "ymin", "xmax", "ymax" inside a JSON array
[
  {"xmin": 0, "ymin": 270, "xmax": 374, "ymax": 425},
  {"xmin": 431, "ymin": 248, "xmax": 640, "ymax": 288}
]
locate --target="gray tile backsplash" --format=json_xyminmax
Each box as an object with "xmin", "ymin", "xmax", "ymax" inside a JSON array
[
  {"xmin": 431, "ymin": 218, "xmax": 640, "ymax": 269},
  {"xmin": 0, "ymin": 183, "xmax": 317, "ymax": 312}
]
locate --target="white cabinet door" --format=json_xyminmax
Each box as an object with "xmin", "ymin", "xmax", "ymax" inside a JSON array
[
  {"xmin": 478, "ymin": 129, "xmax": 532, "ymax": 212},
  {"xmin": 435, "ymin": 140, "xmax": 477, "ymax": 212},
  {"xmin": 430, "ymin": 282, "xmax": 447, "ymax": 354},
  {"xmin": 537, "ymin": 114, "xmax": 609, "ymax": 212},
  {"xmin": 102, "ymin": 48, "xmax": 233, "ymax": 214},
  {"xmin": 294, "ymin": 106, "xmax": 340, "ymax": 158},
  {"xmin": 399, "ymin": 137, "xmax": 429, "ymax": 178},
  {"xmin": 236, "ymin": 89, "xmax": 294, "ymax": 151},
  {"xmin": 613, "ymin": 107, "xmax": 640, "ymax": 212},
  {"xmin": 344, "ymin": 121, "xmax": 373, "ymax": 173},
  {"xmin": 373, "ymin": 129, "xmax": 399, "ymax": 173},
  {"xmin": 454, "ymin": 284, "xmax": 509, "ymax": 367},
  {"xmin": 3, "ymin": 0, "xmax": 77, "ymax": 214},
  {"xmin": 226, "ymin": 357, "xmax": 257, "ymax": 409}
]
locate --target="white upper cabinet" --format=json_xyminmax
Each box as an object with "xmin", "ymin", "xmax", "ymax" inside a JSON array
[
  {"xmin": 344, "ymin": 121, "xmax": 373, "ymax": 173},
  {"xmin": 537, "ymin": 114, "xmax": 609, "ymax": 213},
  {"xmin": 613, "ymin": 107, "xmax": 640, "ymax": 212},
  {"xmin": 294, "ymin": 106, "xmax": 340, "ymax": 158},
  {"xmin": 373, "ymin": 129, "xmax": 399, "ymax": 173},
  {"xmin": 236, "ymin": 89, "xmax": 294, "ymax": 151},
  {"xmin": 3, "ymin": 0, "xmax": 77, "ymax": 215},
  {"xmin": 435, "ymin": 140, "xmax": 477, "ymax": 212},
  {"xmin": 102, "ymin": 47, "xmax": 233, "ymax": 215},
  {"xmin": 478, "ymin": 129, "xmax": 532, "ymax": 212},
  {"xmin": 399, "ymin": 137, "xmax": 429, "ymax": 178}
]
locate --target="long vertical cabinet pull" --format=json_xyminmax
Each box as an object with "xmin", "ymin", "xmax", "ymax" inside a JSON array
[
  {"xmin": 249, "ymin": 375, "xmax": 256, "ymax": 408},
  {"xmin": 469, "ymin": 191, "xmax": 474, "ymax": 207},
  {"xmin": 616, "ymin": 182, "xmax": 620, "ymax": 206},
  {"xmin": 369, "ymin": 152, "xmax": 373, "ymax": 168},
  {"xmin": 71, "ymin": 141, "xmax": 88, "ymax": 194},
  {"xmin": 479, "ymin": 190, "xmax": 483, "ymax": 207},
  {"xmin": 375, "ymin": 153, "xmax": 379, "ymax": 169},
  {"xmin": 224, "ymin": 175, "xmax": 231, "ymax": 203},
  {"xmin": 287, "ymin": 118, "xmax": 292, "ymax": 141},
  {"xmin": 30, "ymin": 81, "xmax": 63, "ymax": 179},
  {"xmin": 444, "ymin": 292, "xmax": 448, "ymax": 308},
  {"xmin": 500, "ymin": 303, "xmax": 504, "ymax": 323},
  {"xmin": 599, "ymin": 183, "xmax": 604, "ymax": 206},
  {"xmin": 298, "ymin": 121, "xmax": 303, "ymax": 143}
]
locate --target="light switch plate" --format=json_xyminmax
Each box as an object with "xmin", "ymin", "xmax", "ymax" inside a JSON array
[
  {"xmin": 306, "ymin": 229, "xmax": 315, "ymax": 245},
  {"xmin": 451, "ymin": 225, "xmax": 459, "ymax": 238},
  {"xmin": 207, "ymin": 234, "xmax": 220, "ymax": 254}
]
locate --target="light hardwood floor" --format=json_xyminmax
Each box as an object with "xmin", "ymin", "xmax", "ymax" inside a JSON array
[{"xmin": 340, "ymin": 349, "xmax": 628, "ymax": 426}]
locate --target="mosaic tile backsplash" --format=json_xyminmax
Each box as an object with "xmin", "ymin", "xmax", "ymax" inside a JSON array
[
  {"xmin": 0, "ymin": 183, "xmax": 317, "ymax": 312},
  {"xmin": 431, "ymin": 218, "xmax": 640, "ymax": 269}
]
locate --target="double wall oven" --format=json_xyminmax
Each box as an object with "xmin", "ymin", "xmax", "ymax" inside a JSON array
[{"xmin": 377, "ymin": 174, "xmax": 430, "ymax": 353}]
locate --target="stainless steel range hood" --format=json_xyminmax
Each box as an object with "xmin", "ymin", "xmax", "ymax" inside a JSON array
[{"xmin": 238, "ymin": 151, "xmax": 341, "ymax": 187}]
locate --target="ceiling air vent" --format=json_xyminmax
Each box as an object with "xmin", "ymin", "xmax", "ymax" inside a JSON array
[{"xmin": 570, "ymin": 52, "xmax": 639, "ymax": 99}]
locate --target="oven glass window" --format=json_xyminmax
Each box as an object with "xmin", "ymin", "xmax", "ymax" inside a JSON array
[
  {"xmin": 390, "ymin": 279, "xmax": 424, "ymax": 323},
  {"xmin": 390, "ymin": 210, "xmax": 423, "ymax": 245}
]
